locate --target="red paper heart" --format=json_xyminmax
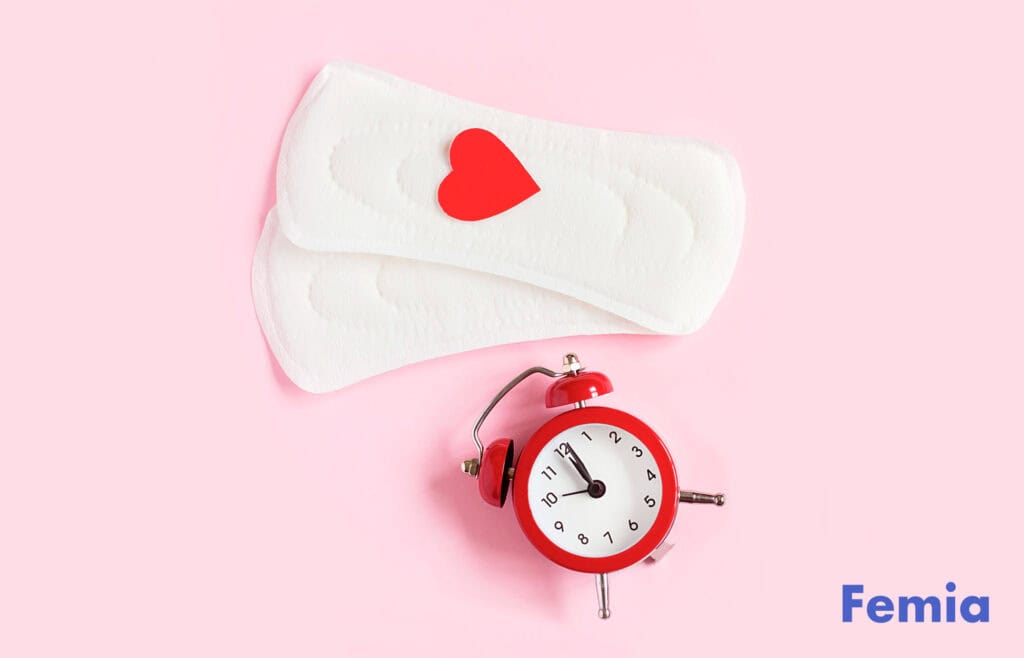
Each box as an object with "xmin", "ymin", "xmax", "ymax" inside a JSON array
[{"xmin": 437, "ymin": 128, "xmax": 540, "ymax": 221}]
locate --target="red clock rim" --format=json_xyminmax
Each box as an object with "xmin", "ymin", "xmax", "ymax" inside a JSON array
[{"xmin": 512, "ymin": 406, "xmax": 679, "ymax": 573}]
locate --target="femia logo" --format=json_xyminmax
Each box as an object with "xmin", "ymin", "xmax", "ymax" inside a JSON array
[{"xmin": 843, "ymin": 582, "xmax": 989, "ymax": 623}]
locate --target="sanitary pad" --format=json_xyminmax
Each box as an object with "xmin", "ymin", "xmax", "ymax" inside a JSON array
[{"xmin": 253, "ymin": 62, "xmax": 745, "ymax": 393}]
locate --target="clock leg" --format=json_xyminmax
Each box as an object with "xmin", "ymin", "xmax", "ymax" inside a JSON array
[
  {"xmin": 595, "ymin": 572, "xmax": 611, "ymax": 619},
  {"xmin": 678, "ymin": 490, "xmax": 726, "ymax": 505}
]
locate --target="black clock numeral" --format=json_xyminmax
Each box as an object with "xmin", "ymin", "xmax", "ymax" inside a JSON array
[
  {"xmin": 581, "ymin": 431, "xmax": 593, "ymax": 441},
  {"xmin": 553, "ymin": 442, "xmax": 572, "ymax": 458},
  {"xmin": 541, "ymin": 465, "xmax": 557, "ymax": 480},
  {"xmin": 647, "ymin": 468, "xmax": 657, "ymax": 481},
  {"xmin": 603, "ymin": 531, "xmax": 613, "ymax": 544},
  {"xmin": 578, "ymin": 533, "xmax": 589, "ymax": 545},
  {"xmin": 631, "ymin": 445, "xmax": 644, "ymax": 458},
  {"xmin": 554, "ymin": 521, "xmax": 564, "ymax": 532},
  {"xmin": 629, "ymin": 519, "xmax": 639, "ymax": 531},
  {"xmin": 541, "ymin": 492, "xmax": 559, "ymax": 508},
  {"xmin": 644, "ymin": 494, "xmax": 657, "ymax": 508},
  {"xmin": 610, "ymin": 430, "xmax": 622, "ymax": 444}
]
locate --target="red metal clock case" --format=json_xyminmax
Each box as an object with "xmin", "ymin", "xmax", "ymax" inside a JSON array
[{"xmin": 511, "ymin": 406, "xmax": 679, "ymax": 573}]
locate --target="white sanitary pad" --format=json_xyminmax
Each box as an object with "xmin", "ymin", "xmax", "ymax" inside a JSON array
[{"xmin": 253, "ymin": 62, "xmax": 745, "ymax": 393}]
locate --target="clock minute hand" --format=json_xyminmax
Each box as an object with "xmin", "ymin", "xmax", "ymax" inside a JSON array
[{"xmin": 564, "ymin": 444, "xmax": 595, "ymax": 485}]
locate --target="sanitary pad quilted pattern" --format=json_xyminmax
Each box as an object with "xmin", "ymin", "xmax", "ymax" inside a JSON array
[{"xmin": 253, "ymin": 62, "xmax": 745, "ymax": 393}]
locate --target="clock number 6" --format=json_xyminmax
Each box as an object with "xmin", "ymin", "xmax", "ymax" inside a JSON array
[{"xmin": 629, "ymin": 519, "xmax": 639, "ymax": 531}]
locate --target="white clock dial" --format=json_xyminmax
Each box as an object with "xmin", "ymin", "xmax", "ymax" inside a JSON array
[{"xmin": 526, "ymin": 422, "xmax": 663, "ymax": 558}]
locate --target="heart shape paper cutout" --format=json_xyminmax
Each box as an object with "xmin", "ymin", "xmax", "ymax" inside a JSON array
[{"xmin": 438, "ymin": 128, "xmax": 540, "ymax": 221}]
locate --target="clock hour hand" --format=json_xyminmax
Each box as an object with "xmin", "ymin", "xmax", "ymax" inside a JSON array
[
  {"xmin": 564, "ymin": 443, "xmax": 594, "ymax": 485},
  {"xmin": 562, "ymin": 444, "xmax": 607, "ymax": 498}
]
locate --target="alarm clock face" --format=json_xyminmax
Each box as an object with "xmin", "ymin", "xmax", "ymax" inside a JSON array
[
  {"xmin": 512, "ymin": 407, "xmax": 679, "ymax": 573},
  {"xmin": 526, "ymin": 422, "xmax": 662, "ymax": 557}
]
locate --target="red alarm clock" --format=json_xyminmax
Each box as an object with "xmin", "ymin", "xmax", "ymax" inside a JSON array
[{"xmin": 461, "ymin": 353, "xmax": 725, "ymax": 619}]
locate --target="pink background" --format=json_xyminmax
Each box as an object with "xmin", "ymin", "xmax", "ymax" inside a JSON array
[{"xmin": 2, "ymin": 1, "xmax": 1022, "ymax": 655}]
